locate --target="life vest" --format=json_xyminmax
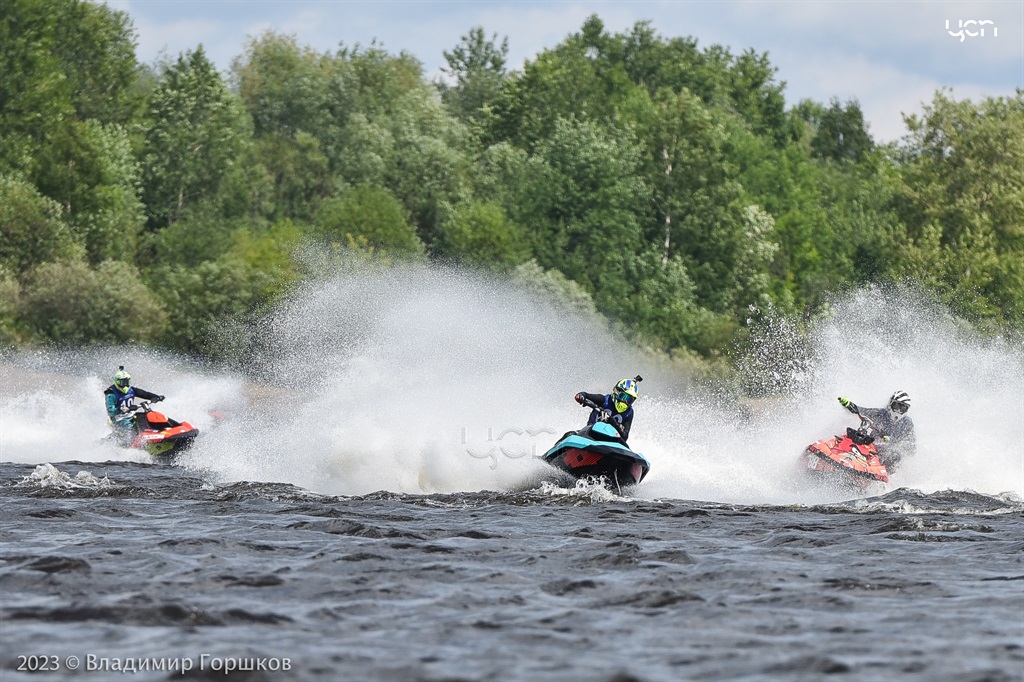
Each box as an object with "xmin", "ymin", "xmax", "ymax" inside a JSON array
[
  {"xmin": 587, "ymin": 394, "xmax": 633, "ymax": 425},
  {"xmin": 109, "ymin": 385, "xmax": 135, "ymax": 411}
]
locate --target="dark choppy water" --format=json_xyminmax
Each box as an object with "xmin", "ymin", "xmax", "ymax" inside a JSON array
[{"xmin": 2, "ymin": 460, "xmax": 1022, "ymax": 682}]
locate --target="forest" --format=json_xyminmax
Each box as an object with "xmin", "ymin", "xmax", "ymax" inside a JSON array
[{"xmin": 1, "ymin": 0, "xmax": 1022, "ymax": 373}]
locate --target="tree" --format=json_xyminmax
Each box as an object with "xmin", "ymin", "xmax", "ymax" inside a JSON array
[
  {"xmin": 524, "ymin": 118, "xmax": 650, "ymax": 319},
  {"xmin": 894, "ymin": 90, "xmax": 1024, "ymax": 328},
  {"xmin": 490, "ymin": 16, "xmax": 635, "ymax": 151},
  {"xmin": 47, "ymin": 0, "xmax": 139, "ymax": 124},
  {"xmin": 0, "ymin": 0, "xmax": 72, "ymax": 176},
  {"xmin": 147, "ymin": 259, "xmax": 259, "ymax": 356},
  {"xmin": 0, "ymin": 0, "xmax": 143, "ymax": 265},
  {"xmin": 20, "ymin": 260, "xmax": 167, "ymax": 344},
  {"xmin": 33, "ymin": 120, "xmax": 145, "ymax": 263},
  {"xmin": 231, "ymin": 32, "xmax": 336, "ymax": 218},
  {"xmin": 435, "ymin": 199, "xmax": 528, "ymax": 270},
  {"xmin": 439, "ymin": 27, "xmax": 509, "ymax": 127},
  {"xmin": 0, "ymin": 267, "xmax": 19, "ymax": 346},
  {"xmin": 811, "ymin": 98, "xmax": 874, "ymax": 163},
  {"xmin": 313, "ymin": 184, "xmax": 424, "ymax": 256},
  {"xmin": 141, "ymin": 46, "xmax": 253, "ymax": 227},
  {"xmin": 0, "ymin": 176, "xmax": 76, "ymax": 274}
]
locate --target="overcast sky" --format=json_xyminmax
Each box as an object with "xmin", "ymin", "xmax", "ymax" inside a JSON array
[{"xmin": 104, "ymin": 0, "xmax": 1023, "ymax": 142}]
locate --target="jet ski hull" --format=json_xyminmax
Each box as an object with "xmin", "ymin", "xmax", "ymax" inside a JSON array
[
  {"xmin": 798, "ymin": 431, "xmax": 889, "ymax": 491},
  {"xmin": 541, "ymin": 422, "xmax": 650, "ymax": 488}
]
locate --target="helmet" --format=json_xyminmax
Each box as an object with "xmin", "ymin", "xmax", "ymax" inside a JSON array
[
  {"xmin": 612, "ymin": 378, "xmax": 639, "ymax": 414},
  {"xmin": 113, "ymin": 368, "xmax": 131, "ymax": 394},
  {"xmin": 888, "ymin": 390, "xmax": 910, "ymax": 422}
]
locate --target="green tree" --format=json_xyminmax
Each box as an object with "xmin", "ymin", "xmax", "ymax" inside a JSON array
[
  {"xmin": 313, "ymin": 184, "xmax": 424, "ymax": 256},
  {"xmin": 513, "ymin": 259, "xmax": 601, "ymax": 318},
  {"xmin": 0, "ymin": 176, "xmax": 76, "ymax": 274},
  {"xmin": 231, "ymin": 32, "xmax": 336, "ymax": 218},
  {"xmin": 47, "ymin": 0, "xmax": 139, "ymax": 124},
  {"xmin": 20, "ymin": 260, "xmax": 167, "ymax": 344},
  {"xmin": 525, "ymin": 118, "xmax": 649, "ymax": 318},
  {"xmin": 810, "ymin": 98, "xmax": 874, "ymax": 163},
  {"xmin": 147, "ymin": 259, "xmax": 260, "ymax": 356},
  {"xmin": 141, "ymin": 46, "xmax": 253, "ymax": 227},
  {"xmin": 490, "ymin": 15, "xmax": 635, "ymax": 151},
  {"xmin": 33, "ymin": 120, "xmax": 145, "ymax": 263},
  {"xmin": 0, "ymin": 0, "xmax": 71, "ymax": 176},
  {"xmin": 435, "ymin": 199, "xmax": 528, "ymax": 269},
  {"xmin": 439, "ymin": 27, "xmax": 509, "ymax": 127},
  {"xmin": 894, "ymin": 90, "xmax": 1024, "ymax": 328},
  {"xmin": 0, "ymin": 267, "xmax": 20, "ymax": 346}
]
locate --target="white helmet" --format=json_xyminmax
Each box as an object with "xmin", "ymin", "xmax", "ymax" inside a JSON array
[{"xmin": 888, "ymin": 390, "xmax": 911, "ymax": 422}]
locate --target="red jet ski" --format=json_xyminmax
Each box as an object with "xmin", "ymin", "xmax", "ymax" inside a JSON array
[
  {"xmin": 798, "ymin": 411, "xmax": 889, "ymax": 491},
  {"xmin": 111, "ymin": 400, "xmax": 199, "ymax": 461}
]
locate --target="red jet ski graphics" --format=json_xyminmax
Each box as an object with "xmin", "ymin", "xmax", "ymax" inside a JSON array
[
  {"xmin": 111, "ymin": 400, "xmax": 199, "ymax": 461},
  {"xmin": 798, "ymin": 412, "xmax": 889, "ymax": 491}
]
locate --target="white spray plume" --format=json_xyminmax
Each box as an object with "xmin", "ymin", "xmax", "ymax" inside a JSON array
[{"xmin": 2, "ymin": 273, "xmax": 1021, "ymax": 503}]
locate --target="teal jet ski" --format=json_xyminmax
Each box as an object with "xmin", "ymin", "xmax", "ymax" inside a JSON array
[{"xmin": 541, "ymin": 399, "xmax": 650, "ymax": 492}]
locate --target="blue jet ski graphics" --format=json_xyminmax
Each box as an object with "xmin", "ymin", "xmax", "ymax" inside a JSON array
[{"xmin": 541, "ymin": 419, "xmax": 651, "ymax": 492}]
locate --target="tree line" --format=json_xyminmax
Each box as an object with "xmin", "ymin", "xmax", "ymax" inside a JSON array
[{"xmin": 1, "ymin": 1, "xmax": 1021, "ymax": 369}]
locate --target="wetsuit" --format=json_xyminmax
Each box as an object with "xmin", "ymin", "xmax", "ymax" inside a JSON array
[
  {"xmin": 842, "ymin": 400, "xmax": 916, "ymax": 472},
  {"xmin": 577, "ymin": 391, "xmax": 634, "ymax": 441}
]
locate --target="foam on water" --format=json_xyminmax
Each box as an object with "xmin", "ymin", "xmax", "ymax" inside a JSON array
[
  {"xmin": 17, "ymin": 462, "xmax": 114, "ymax": 490},
  {"xmin": 2, "ymin": 266, "xmax": 1021, "ymax": 503}
]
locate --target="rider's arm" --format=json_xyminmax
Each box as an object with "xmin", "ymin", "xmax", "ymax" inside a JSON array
[
  {"xmin": 104, "ymin": 391, "xmax": 118, "ymax": 418},
  {"xmin": 839, "ymin": 396, "xmax": 859, "ymax": 414},
  {"xmin": 576, "ymin": 392, "xmax": 605, "ymax": 406},
  {"xmin": 133, "ymin": 387, "xmax": 162, "ymax": 402}
]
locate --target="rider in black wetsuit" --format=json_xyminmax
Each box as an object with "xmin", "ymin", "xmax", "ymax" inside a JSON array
[{"xmin": 574, "ymin": 377, "xmax": 641, "ymax": 441}]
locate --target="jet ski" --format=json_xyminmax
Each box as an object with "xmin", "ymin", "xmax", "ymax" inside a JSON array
[
  {"xmin": 541, "ymin": 399, "xmax": 650, "ymax": 493},
  {"xmin": 109, "ymin": 399, "xmax": 199, "ymax": 461},
  {"xmin": 798, "ymin": 410, "xmax": 889, "ymax": 491}
]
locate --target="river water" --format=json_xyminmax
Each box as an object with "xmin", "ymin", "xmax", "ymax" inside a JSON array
[
  {"xmin": 2, "ymin": 273, "xmax": 1023, "ymax": 680},
  {"xmin": 2, "ymin": 460, "xmax": 1022, "ymax": 682}
]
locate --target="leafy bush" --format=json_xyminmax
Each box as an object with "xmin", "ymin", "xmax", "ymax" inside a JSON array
[
  {"xmin": 147, "ymin": 258, "xmax": 262, "ymax": 356},
  {"xmin": 436, "ymin": 199, "xmax": 528, "ymax": 270},
  {"xmin": 20, "ymin": 260, "xmax": 167, "ymax": 344},
  {"xmin": 0, "ymin": 268, "xmax": 20, "ymax": 346},
  {"xmin": 313, "ymin": 184, "xmax": 424, "ymax": 256},
  {"xmin": 0, "ymin": 176, "xmax": 76, "ymax": 274}
]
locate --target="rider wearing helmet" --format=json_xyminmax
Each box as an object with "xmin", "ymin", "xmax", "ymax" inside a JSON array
[
  {"xmin": 837, "ymin": 390, "xmax": 916, "ymax": 471},
  {"xmin": 104, "ymin": 366, "xmax": 164, "ymax": 430},
  {"xmin": 574, "ymin": 376, "xmax": 641, "ymax": 441}
]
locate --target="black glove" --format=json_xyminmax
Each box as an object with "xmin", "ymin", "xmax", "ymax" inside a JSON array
[
  {"xmin": 574, "ymin": 393, "xmax": 585, "ymax": 405},
  {"xmin": 155, "ymin": 395, "xmax": 165, "ymax": 403}
]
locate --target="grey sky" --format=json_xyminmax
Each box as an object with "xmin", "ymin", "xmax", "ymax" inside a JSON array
[{"xmin": 104, "ymin": 0, "xmax": 1023, "ymax": 141}]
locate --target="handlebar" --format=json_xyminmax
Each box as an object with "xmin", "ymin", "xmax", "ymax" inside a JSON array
[{"xmin": 577, "ymin": 396, "xmax": 625, "ymax": 437}]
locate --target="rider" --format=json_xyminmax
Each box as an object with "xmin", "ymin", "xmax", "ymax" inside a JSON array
[
  {"xmin": 104, "ymin": 366, "xmax": 164, "ymax": 433},
  {"xmin": 574, "ymin": 376, "xmax": 641, "ymax": 441},
  {"xmin": 837, "ymin": 390, "xmax": 916, "ymax": 471}
]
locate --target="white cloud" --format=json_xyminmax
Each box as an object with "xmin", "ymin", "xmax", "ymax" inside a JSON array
[{"xmin": 777, "ymin": 45, "xmax": 1019, "ymax": 142}]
